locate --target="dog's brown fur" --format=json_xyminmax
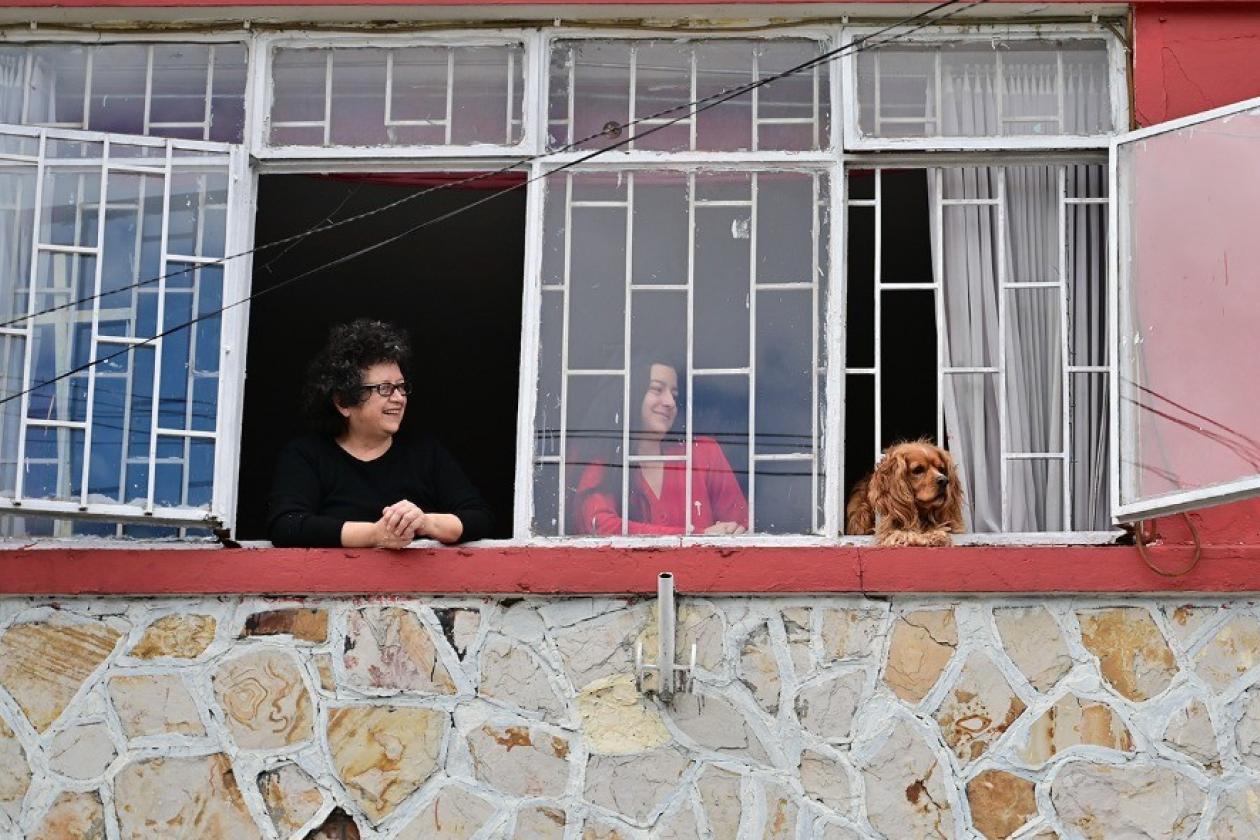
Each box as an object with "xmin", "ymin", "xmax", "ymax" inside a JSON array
[{"xmin": 845, "ymin": 440, "xmax": 965, "ymax": 546}]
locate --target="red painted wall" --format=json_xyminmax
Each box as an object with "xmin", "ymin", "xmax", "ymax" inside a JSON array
[
  {"xmin": 1129, "ymin": 3, "xmax": 1260, "ymax": 548},
  {"xmin": 1133, "ymin": 3, "xmax": 1260, "ymax": 126}
]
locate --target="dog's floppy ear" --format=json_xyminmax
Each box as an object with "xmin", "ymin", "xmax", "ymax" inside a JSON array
[
  {"xmin": 868, "ymin": 450, "xmax": 916, "ymax": 530},
  {"xmin": 938, "ymin": 447, "xmax": 966, "ymax": 532}
]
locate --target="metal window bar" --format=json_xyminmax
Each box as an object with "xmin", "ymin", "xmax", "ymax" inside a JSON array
[
  {"xmin": 144, "ymin": 144, "xmax": 175, "ymax": 515},
  {"xmin": 620, "ymin": 173, "xmax": 634, "ymax": 535},
  {"xmin": 76, "ymin": 136, "xmax": 111, "ymax": 508},
  {"xmin": 747, "ymin": 173, "xmax": 759, "ymax": 529},
  {"xmin": 851, "ymin": 164, "xmax": 1111, "ymax": 534}
]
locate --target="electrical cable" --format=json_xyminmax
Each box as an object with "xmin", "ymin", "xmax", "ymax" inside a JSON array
[
  {"xmin": 0, "ymin": 0, "xmax": 969, "ymax": 332},
  {"xmin": 0, "ymin": 0, "xmax": 989, "ymax": 411}
]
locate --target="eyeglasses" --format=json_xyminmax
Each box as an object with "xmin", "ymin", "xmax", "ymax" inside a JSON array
[{"xmin": 357, "ymin": 381, "xmax": 412, "ymax": 398}]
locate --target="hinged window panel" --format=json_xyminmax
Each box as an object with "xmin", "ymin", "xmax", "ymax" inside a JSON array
[
  {"xmin": 1111, "ymin": 97, "xmax": 1260, "ymax": 522},
  {"xmin": 0, "ymin": 122, "xmax": 245, "ymax": 528}
]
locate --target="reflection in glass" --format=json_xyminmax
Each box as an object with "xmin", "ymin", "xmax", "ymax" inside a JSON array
[
  {"xmin": 270, "ymin": 44, "xmax": 525, "ymax": 148},
  {"xmin": 856, "ymin": 38, "xmax": 1112, "ymax": 139},
  {"xmin": 533, "ymin": 169, "xmax": 825, "ymax": 536}
]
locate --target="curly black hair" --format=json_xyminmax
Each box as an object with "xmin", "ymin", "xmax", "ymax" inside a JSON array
[{"xmin": 303, "ymin": 319, "xmax": 412, "ymax": 436}]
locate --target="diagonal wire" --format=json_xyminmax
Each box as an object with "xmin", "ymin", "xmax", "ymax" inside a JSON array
[
  {"xmin": 0, "ymin": 0, "xmax": 990, "ymax": 410},
  {"xmin": 0, "ymin": 0, "xmax": 968, "ymax": 332}
]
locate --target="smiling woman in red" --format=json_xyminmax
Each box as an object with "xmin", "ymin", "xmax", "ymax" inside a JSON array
[
  {"xmin": 267, "ymin": 319, "xmax": 491, "ymax": 548},
  {"xmin": 574, "ymin": 360, "xmax": 748, "ymax": 536}
]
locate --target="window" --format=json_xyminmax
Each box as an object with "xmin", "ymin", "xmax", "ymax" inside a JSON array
[
  {"xmin": 548, "ymin": 38, "xmax": 830, "ymax": 152},
  {"xmin": 852, "ymin": 35, "xmax": 1114, "ymax": 141},
  {"xmin": 0, "ymin": 25, "xmax": 1157, "ymax": 542},
  {"xmin": 1113, "ymin": 98, "xmax": 1260, "ymax": 522},
  {"xmin": 532, "ymin": 169, "xmax": 828, "ymax": 536},
  {"xmin": 845, "ymin": 165, "xmax": 1109, "ymax": 534},
  {"xmin": 0, "ymin": 41, "xmax": 247, "ymax": 142},
  {"xmin": 0, "ymin": 123, "xmax": 246, "ymax": 535},
  {"xmin": 264, "ymin": 40, "xmax": 527, "ymax": 151}
]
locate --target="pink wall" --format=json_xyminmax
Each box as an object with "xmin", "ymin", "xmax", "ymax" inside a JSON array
[{"xmin": 1130, "ymin": 3, "xmax": 1260, "ymax": 546}]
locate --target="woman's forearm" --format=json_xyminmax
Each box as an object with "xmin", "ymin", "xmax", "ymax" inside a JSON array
[
  {"xmin": 340, "ymin": 521, "xmax": 383, "ymax": 548},
  {"xmin": 419, "ymin": 513, "xmax": 464, "ymax": 544}
]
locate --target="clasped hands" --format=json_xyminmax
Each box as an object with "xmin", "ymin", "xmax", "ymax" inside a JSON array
[{"xmin": 373, "ymin": 499, "xmax": 429, "ymax": 548}]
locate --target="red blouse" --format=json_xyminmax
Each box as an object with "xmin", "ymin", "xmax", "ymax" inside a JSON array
[{"xmin": 574, "ymin": 437, "xmax": 749, "ymax": 535}]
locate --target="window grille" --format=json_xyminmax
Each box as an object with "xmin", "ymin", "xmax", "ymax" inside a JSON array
[
  {"xmin": 267, "ymin": 44, "xmax": 526, "ymax": 148},
  {"xmin": 854, "ymin": 37, "xmax": 1113, "ymax": 140},
  {"xmin": 0, "ymin": 124, "xmax": 240, "ymax": 530},
  {"xmin": 845, "ymin": 164, "xmax": 1109, "ymax": 533},
  {"xmin": 533, "ymin": 169, "xmax": 828, "ymax": 536},
  {"xmin": 548, "ymin": 38, "xmax": 830, "ymax": 153}
]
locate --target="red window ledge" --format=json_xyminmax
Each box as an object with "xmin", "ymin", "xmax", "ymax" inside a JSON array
[{"xmin": 1, "ymin": 544, "xmax": 1258, "ymax": 595}]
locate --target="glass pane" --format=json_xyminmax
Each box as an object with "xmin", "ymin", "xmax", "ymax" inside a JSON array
[
  {"xmin": 87, "ymin": 45, "xmax": 149, "ymax": 136},
  {"xmin": 756, "ymin": 290, "xmax": 812, "ymax": 456},
  {"xmin": 28, "ymin": 45, "xmax": 87, "ymax": 126},
  {"xmin": 1004, "ymin": 165, "xmax": 1058, "ymax": 284},
  {"xmin": 0, "ymin": 48, "xmax": 26, "ymax": 124},
  {"xmin": 1066, "ymin": 199, "xmax": 1108, "ymax": 367},
  {"xmin": 550, "ymin": 38, "xmax": 827, "ymax": 153},
  {"xmin": 1005, "ymin": 287, "xmax": 1063, "ymax": 454},
  {"xmin": 150, "ymin": 45, "xmax": 213, "ymax": 126},
  {"xmin": 99, "ymin": 172, "xmax": 164, "ymax": 338},
  {"xmin": 451, "ymin": 47, "xmax": 516, "ymax": 145},
  {"xmin": 330, "ymin": 48, "xmax": 388, "ymax": 146},
  {"xmin": 632, "ymin": 43, "xmax": 691, "ymax": 153},
  {"xmin": 695, "ymin": 42, "xmax": 753, "ymax": 152},
  {"xmin": 942, "ymin": 373, "xmax": 1001, "ymax": 532},
  {"xmin": 757, "ymin": 173, "xmax": 815, "ymax": 284},
  {"xmin": 856, "ymin": 38, "xmax": 1113, "ymax": 139},
  {"xmin": 168, "ymin": 169, "xmax": 228, "ymax": 258},
  {"xmin": 1007, "ymin": 458, "xmax": 1065, "ymax": 531},
  {"xmin": 271, "ymin": 48, "xmax": 328, "ymax": 128},
  {"xmin": 631, "ymin": 174, "xmax": 688, "ymax": 286},
  {"xmin": 23, "ymin": 426, "xmax": 84, "ymax": 502},
  {"xmin": 41, "ymin": 167, "xmax": 100, "ymax": 248},
  {"xmin": 0, "ymin": 335, "xmax": 24, "ymax": 496},
  {"xmin": 567, "ymin": 205, "xmax": 626, "ymax": 371},
  {"xmin": 270, "ymin": 43, "xmax": 523, "ymax": 148},
  {"xmin": 564, "ymin": 373, "xmax": 622, "ymax": 535},
  {"xmin": 0, "ymin": 163, "xmax": 36, "ymax": 322},
  {"xmin": 1070, "ymin": 371, "xmax": 1110, "ymax": 531},
  {"xmin": 535, "ymin": 169, "xmax": 824, "ymax": 536},
  {"xmin": 1117, "ymin": 104, "xmax": 1260, "ymax": 514},
  {"xmin": 209, "ymin": 44, "xmax": 248, "ymax": 143},
  {"xmin": 940, "ymin": 203, "xmax": 1000, "ymax": 369},
  {"xmin": 755, "ymin": 461, "xmax": 812, "ymax": 534},
  {"xmin": 693, "ymin": 203, "xmax": 750, "ymax": 371}
]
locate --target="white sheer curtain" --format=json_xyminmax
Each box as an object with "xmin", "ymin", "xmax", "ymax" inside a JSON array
[{"xmin": 930, "ymin": 56, "xmax": 1109, "ymax": 532}]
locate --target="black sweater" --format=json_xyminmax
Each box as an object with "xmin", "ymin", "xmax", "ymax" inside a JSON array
[{"xmin": 266, "ymin": 433, "xmax": 493, "ymax": 547}]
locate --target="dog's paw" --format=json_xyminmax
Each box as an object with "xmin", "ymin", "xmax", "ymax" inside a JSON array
[{"xmin": 876, "ymin": 528, "xmax": 953, "ymax": 547}]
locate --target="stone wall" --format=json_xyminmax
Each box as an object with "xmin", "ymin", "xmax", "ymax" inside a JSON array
[{"xmin": 2, "ymin": 595, "xmax": 1259, "ymax": 839}]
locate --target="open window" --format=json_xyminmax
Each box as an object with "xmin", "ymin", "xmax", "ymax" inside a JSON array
[
  {"xmin": 0, "ymin": 122, "xmax": 248, "ymax": 534},
  {"xmin": 1111, "ymin": 96, "xmax": 1260, "ymax": 522}
]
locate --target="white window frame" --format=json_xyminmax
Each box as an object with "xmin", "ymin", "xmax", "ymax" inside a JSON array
[
  {"xmin": 0, "ymin": 121, "xmax": 252, "ymax": 530},
  {"xmin": 0, "ymin": 21, "xmax": 1131, "ymax": 544},
  {"xmin": 1109, "ymin": 94, "xmax": 1260, "ymax": 524},
  {"xmin": 249, "ymin": 30, "xmax": 540, "ymax": 162},
  {"xmin": 840, "ymin": 23, "xmax": 1128, "ymax": 153}
]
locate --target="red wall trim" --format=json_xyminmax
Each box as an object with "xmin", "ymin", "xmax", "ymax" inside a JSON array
[
  {"xmin": 2, "ymin": 545, "xmax": 1258, "ymax": 595},
  {"xmin": 0, "ymin": 0, "xmax": 1238, "ymax": 7}
]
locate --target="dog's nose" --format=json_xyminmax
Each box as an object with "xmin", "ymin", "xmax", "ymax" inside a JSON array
[{"xmin": 936, "ymin": 474, "xmax": 949, "ymax": 487}]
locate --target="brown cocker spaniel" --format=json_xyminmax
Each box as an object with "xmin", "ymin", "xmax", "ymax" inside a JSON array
[{"xmin": 846, "ymin": 440, "xmax": 965, "ymax": 546}]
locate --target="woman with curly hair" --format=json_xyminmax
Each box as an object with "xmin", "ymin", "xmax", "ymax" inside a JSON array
[{"xmin": 267, "ymin": 319, "xmax": 492, "ymax": 547}]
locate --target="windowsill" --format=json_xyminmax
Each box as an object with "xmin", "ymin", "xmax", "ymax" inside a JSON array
[{"xmin": 0, "ymin": 537, "xmax": 1253, "ymax": 595}]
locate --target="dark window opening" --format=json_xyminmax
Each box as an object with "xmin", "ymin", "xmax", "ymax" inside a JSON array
[
  {"xmin": 236, "ymin": 173, "xmax": 525, "ymax": 541},
  {"xmin": 844, "ymin": 169, "xmax": 938, "ymax": 514}
]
